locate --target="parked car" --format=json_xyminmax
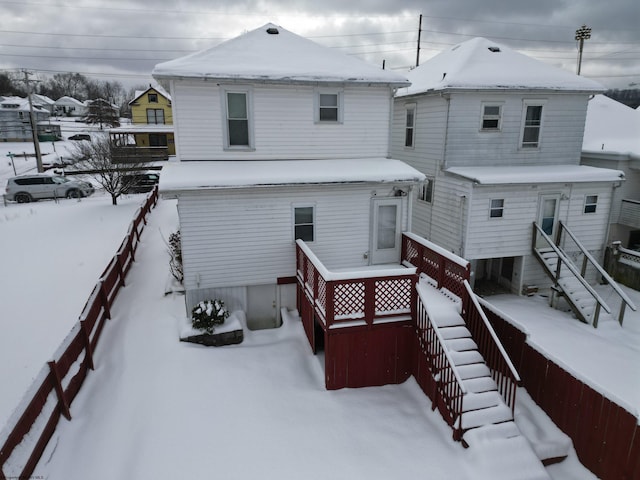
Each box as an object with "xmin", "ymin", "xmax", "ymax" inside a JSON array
[
  {"xmin": 4, "ymin": 174, "xmax": 95, "ymax": 203},
  {"xmin": 68, "ymin": 134, "xmax": 91, "ymax": 141},
  {"xmin": 121, "ymin": 172, "xmax": 160, "ymax": 194}
]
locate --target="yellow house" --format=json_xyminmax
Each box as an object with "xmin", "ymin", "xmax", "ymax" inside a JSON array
[{"xmin": 125, "ymin": 85, "xmax": 175, "ymax": 156}]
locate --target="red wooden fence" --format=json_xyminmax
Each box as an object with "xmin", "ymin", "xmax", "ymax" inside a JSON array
[
  {"xmin": 0, "ymin": 187, "xmax": 158, "ymax": 480},
  {"xmin": 481, "ymin": 301, "xmax": 640, "ymax": 480}
]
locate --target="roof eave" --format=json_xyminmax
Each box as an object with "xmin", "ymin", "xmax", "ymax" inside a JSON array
[{"xmin": 152, "ymin": 72, "xmax": 408, "ymax": 88}]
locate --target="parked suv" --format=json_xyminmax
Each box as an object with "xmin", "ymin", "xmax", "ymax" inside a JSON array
[{"xmin": 5, "ymin": 174, "xmax": 95, "ymax": 203}]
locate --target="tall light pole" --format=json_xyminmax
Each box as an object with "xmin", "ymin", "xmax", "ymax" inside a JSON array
[{"xmin": 575, "ymin": 25, "xmax": 591, "ymax": 75}]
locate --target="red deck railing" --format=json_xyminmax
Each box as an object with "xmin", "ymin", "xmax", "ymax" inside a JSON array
[
  {"xmin": 0, "ymin": 187, "xmax": 158, "ymax": 480},
  {"xmin": 402, "ymin": 232, "xmax": 470, "ymax": 299},
  {"xmin": 402, "ymin": 233, "xmax": 520, "ymax": 436},
  {"xmin": 296, "ymin": 240, "xmax": 417, "ymax": 330},
  {"xmin": 462, "ymin": 281, "xmax": 520, "ymax": 413},
  {"xmin": 415, "ymin": 289, "xmax": 466, "ymax": 439}
]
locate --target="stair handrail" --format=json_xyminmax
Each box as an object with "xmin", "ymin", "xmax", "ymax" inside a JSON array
[
  {"xmin": 558, "ymin": 221, "xmax": 637, "ymax": 317},
  {"xmin": 533, "ymin": 222, "xmax": 612, "ymax": 315},
  {"xmin": 416, "ymin": 285, "xmax": 468, "ymax": 395},
  {"xmin": 463, "ymin": 280, "xmax": 521, "ymax": 385}
]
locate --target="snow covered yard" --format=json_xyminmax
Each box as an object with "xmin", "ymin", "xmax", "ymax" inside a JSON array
[
  {"xmin": 5, "ymin": 198, "xmax": 592, "ymax": 480},
  {"xmin": 0, "ymin": 192, "xmax": 148, "ymax": 429}
]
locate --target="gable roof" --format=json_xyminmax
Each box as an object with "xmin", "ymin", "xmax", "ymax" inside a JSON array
[
  {"xmin": 55, "ymin": 96, "xmax": 85, "ymax": 106},
  {"xmin": 129, "ymin": 84, "xmax": 172, "ymax": 105},
  {"xmin": 397, "ymin": 37, "xmax": 603, "ymax": 97},
  {"xmin": 0, "ymin": 97, "xmax": 48, "ymax": 113},
  {"xmin": 153, "ymin": 23, "xmax": 409, "ymax": 87},
  {"xmin": 583, "ymin": 95, "xmax": 640, "ymax": 158}
]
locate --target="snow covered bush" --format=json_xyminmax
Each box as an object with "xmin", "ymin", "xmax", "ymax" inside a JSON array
[
  {"xmin": 168, "ymin": 230, "xmax": 183, "ymax": 283},
  {"xmin": 191, "ymin": 299, "xmax": 229, "ymax": 334}
]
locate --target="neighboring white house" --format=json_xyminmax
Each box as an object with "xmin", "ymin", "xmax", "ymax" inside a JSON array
[
  {"xmin": 581, "ymin": 94, "xmax": 640, "ymax": 250},
  {"xmin": 31, "ymin": 94, "xmax": 56, "ymax": 115},
  {"xmin": 0, "ymin": 96, "xmax": 50, "ymax": 142},
  {"xmin": 54, "ymin": 96, "xmax": 87, "ymax": 117},
  {"xmin": 391, "ymin": 38, "xmax": 624, "ymax": 296},
  {"xmin": 154, "ymin": 24, "xmax": 424, "ymax": 329}
]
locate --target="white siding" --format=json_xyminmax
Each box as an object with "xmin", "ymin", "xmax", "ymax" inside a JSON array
[
  {"xmin": 172, "ymin": 81, "xmax": 392, "ymax": 160},
  {"xmin": 422, "ymin": 176, "xmax": 472, "ymax": 257},
  {"xmin": 178, "ymin": 184, "xmax": 410, "ymax": 293},
  {"xmin": 443, "ymin": 92, "xmax": 590, "ymax": 168},
  {"xmin": 391, "ymin": 95, "xmax": 447, "ymax": 177},
  {"xmin": 464, "ymin": 182, "xmax": 613, "ymax": 260}
]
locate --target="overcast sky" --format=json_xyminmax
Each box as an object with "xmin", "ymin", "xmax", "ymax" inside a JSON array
[{"xmin": 1, "ymin": 0, "xmax": 638, "ymax": 92}]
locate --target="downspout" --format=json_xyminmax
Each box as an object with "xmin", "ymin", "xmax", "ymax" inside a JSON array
[
  {"xmin": 169, "ymin": 79, "xmax": 181, "ymax": 162},
  {"xmin": 387, "ymin": 88, "xmax": 397, "ymax": 158},
  {"xmin": 407, "ymin": 185, "xmax": 414, "ymax": 232},
  {"xmin": 604, "ymin": 180, "xmax": 622, "ymax": 250},
  {"xmin": 440, "ymin": 93, "xmax": 451, "ymax": 170}
]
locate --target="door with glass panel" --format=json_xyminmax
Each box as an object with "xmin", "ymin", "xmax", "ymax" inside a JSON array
[
  {"xmin": 371, "ymin": 198, "xmax": 402, "ymax": 265},
  {"xmin": 537, "ymin": 194, "xmax": 560, "ymax": 248}
]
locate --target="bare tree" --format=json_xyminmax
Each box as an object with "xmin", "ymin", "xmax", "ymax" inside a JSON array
[{"xmin": 72, "ymin": 134, "xmax": 147, "ymax": 205}]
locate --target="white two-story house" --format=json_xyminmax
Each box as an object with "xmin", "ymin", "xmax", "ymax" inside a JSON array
[
  {"xmin": 391, "ymin": 38, "xmax": 624, "ymax": 296},
  {"xmin": 153, "ymin": 24, "xmax": 424, "ymax": 329}
]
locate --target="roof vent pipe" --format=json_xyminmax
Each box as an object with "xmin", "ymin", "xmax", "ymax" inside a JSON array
[{"xmin": 266, "ymin": 27, "xmax": 279, "ymax": 34}]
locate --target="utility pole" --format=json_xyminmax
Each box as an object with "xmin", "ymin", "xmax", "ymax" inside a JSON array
[
  {"xmin": 22, "ymin": 70, "xmax": 43, "ymax": 172},
  {"xmin": 416, "ymin": 14, "xmax": 423, "ymax": 67},
  {"xmin": 575, "ymin": 25, "xmax": 591, "ymax": 75}
]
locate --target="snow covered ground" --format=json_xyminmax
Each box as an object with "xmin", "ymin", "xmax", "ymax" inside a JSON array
[{"xmin": 0, "ymin": 195, "xmax": 604, "ymax": 479}]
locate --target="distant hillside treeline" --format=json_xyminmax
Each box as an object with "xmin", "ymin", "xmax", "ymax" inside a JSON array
[{"xmin": 605, "ymin": 89, "xmax": 640, "ymax": 109}]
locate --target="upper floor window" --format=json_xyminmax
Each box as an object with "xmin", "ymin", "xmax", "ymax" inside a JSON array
[
  {"xmin": 405, "ymin": 104, "xmax": 416, "ymax": 147},
  {"xmin": 294, "ymin": 206, "xmax": 315, "ymax": 242},
  {"xmin": 225, "ymin": 91, "xmax": 251, "ymax": 148},
  {"xmin": 490, "ymin": 199, "xmax": 504, "ymax": 218},
  {"xmin": 316, "ymin": 91, "xmax": 342, "ymax": 123},
  {"xmin": 146, "ymin": 108, "xmax": 165, "ymax": 124},
  {"xmin": 584, "ymin": 195, "xmax": 598, "ymax": 214},
  {"xmin": 481, "ymin": 104, "xmax": 502, "ymax": 131},
  {"xmin": 521, "ymin": 102, "xmax": 544, "ymax": 148},
  {"xmin": 148, "ymin": 93, "xmax": 158, "ymax": 103}
]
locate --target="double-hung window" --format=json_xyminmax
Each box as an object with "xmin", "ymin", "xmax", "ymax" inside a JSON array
[
  {"xmin": 521, "ymin": 102, "xmax": 544, "ymax": 148},
  {"xmin": 225, "ymin": 90, "xmax": 251, "ymax": 148},
  {"xmin": 146, "ymin": 108, "xmax": 165, "ymax": 124},
  {"xmin": 405, "ymin": 104, "xmax": 416, "ymax": 147},
  {"xmin": 316, "ymin": 90, "xmax": 342, "ymax": 123},
  {"xmin": 294, "ymin": 206, "xmax": 315, "ymax": 242},
  {"xmin": 481, "ymin": 104, "xmax": 502, "ymax": 131},
  {"xmin": 490, "ymin": 199, "xmax": 504, "ymax": 218},
  {"xmin": 584, "ymin": 195, "xmax": 598, "ymax": 214}
]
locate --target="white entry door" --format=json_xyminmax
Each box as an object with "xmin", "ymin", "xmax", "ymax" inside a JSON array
[
  {"xmin": 371, "ymin": 198, "xmax": 402, "ymax": 265},
  {"xmin": 537, "ymin": 194, "xmax": 560, "ymax": 248}
]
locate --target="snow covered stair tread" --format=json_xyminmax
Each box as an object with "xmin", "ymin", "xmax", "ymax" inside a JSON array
[
  {"xmin": 461, "ymin": 402, "xmax": 513, "ymax": 430},
  {"xmin": 461, "ymin": 390, "xmax": 503, "ymax": 412}
]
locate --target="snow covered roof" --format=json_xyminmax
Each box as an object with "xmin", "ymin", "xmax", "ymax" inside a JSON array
[
  {"xmin": 0, "ymin": 97, "xmax": 48, "ymax": 113},
  {"xmin": 582, "ymin": 95, "xmax": 640, "ymax": 159},
  {"xmin": 446, "ymin": 165, "xmax": 624, "ymax": 185},
  {"xmin": 159, "ymin": 158, "xmax": 425, "ymax": 193},
  {"xmin": 55, "ymin": 96, "xmax": 85, "ymax": 106},
  {"xmin": 397, "ymin": 37, "xmax": 604, "ymax": 97},
  {"xmin": 153, "ymin": 23, "xmax": 409, "ymax": 87}
]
